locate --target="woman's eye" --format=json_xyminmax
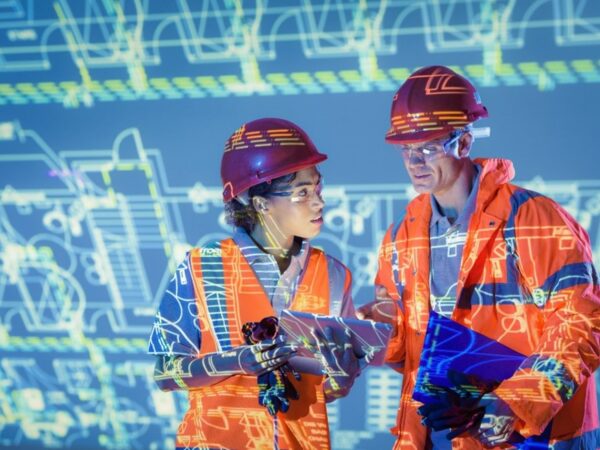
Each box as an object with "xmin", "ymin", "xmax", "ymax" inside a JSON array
[{"xmin": 297, "ymin": 189, "xmax": 308, "ymax": 197}]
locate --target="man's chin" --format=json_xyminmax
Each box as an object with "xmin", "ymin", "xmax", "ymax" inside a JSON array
[{"xmin": 412, "ymin": 183, "xmax": 432, "ymax": 194}]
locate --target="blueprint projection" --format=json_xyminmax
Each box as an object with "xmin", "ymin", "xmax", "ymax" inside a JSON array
[{"xmin": 0, "ymin": 0, "xmax": 599, "ymax": 449}]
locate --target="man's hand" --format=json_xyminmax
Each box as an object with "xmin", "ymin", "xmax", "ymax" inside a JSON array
[
  {"xmin": 449, "ymin": 392, "xmax": 519, "ymax": 447},
  {"xmin": 356, "ymin": 285, "xmax": 398, "ymax": 332},
  {"xmin": 215, "ymin": 335, "xmax": 297, "ymax": 376},
  {"xmin": 418, "ymin": 380, "xmax": 519, "ymax": 447},
  {"xmin": 418, "ymin": 384, "xmax": 484, "ymax": 433},
  {"xmin": 312, "ymin": 326, "xmax": 361, "ymax": 400}
]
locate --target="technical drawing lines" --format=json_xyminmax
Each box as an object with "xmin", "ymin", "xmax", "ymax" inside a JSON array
[
  {"xmin": 1, "ymin": 58, "xmax": 600, "ymax": 107},
  {"xmin": 1, "ymin": 124, "xmax": 599, "ymax": 336},
  {"xmin": 1, "ymin": 1, "xmax": 599, "ymax": 73},
  {"xmin": 0, "ymin": 123, "xmax": 599, "ymax": 450}
]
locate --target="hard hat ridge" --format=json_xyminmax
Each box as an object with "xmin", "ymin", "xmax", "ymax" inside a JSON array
[
  {"xmin": 221, "ymin": 117, "xmax": 327, "ymax": 202},
  {"xmin": 386, "ymin": 65, "xmax": 488, "ymax": 145}
]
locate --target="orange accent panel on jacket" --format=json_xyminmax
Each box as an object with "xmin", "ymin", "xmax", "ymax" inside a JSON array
[{"xmin": 179, "ymin": 239, "xmax": 336, "ymax": 450}]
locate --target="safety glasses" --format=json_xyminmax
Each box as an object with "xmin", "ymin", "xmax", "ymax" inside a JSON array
[
  {"xmin": 398, "ymin": 132, "xmax": 463, "ymax": 162},
  {"xmin": 268, "ymin": 180, "xmax": 324, "ymax": 204}
]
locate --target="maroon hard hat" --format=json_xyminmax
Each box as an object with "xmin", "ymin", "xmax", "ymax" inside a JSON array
[
  {"xmin": 221, "ymin": 118, "xmax": 327, "ymax": 202},
  {"xmin": 385, "ymin": 65, "xmax": 488, "ymax": 145}
]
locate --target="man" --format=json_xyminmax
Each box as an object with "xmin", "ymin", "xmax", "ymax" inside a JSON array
[{"xmin": 360, "ymin": 66, "xmax": 600, "ymax": 449}]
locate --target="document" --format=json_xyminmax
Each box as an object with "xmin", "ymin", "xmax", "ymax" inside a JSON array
[{"xmin": 279, "ymin": 309, "xmax": 392, "ymax": 367}]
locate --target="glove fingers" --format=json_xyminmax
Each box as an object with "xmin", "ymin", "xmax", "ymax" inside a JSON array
[
  {"xmin": 259, "ymin": 344, "xmax": 297, "ymax": 359},
  {"xmin": 252, "ymin": 335, "xmax": 287, "ymax": 352},
  {"xmin": 258, "ymin": 355, "xmax": 295, "ymax": 373},
  {"xmin": 417, "ymin": 400, "xmax": 454, "ymax": 417},
  {"xmin": 426, "ymin": 412, "xmax": 475, "ymax": 431},
  {"xmin": 445, "ymin": 408, "xmax": 485, "ymax": 440},
  {"xmin": 282, "ymin": 373, "xmax": 299, "ymax": 400},
  {"xmin": 280, "ymin": 363, "xmax": 302, "ymax": 381},
  {"xmin": 424, "ymin": 404, "xmax": 475, "ymax": 421}
]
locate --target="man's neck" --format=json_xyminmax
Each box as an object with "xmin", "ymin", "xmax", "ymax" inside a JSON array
[{"xmin": 433, "ymin": 160, "xmax": 477, "ymax": 222}]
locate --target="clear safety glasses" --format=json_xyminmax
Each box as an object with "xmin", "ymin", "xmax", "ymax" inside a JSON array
[
  {"xmin": 398, "ymin": 131, "xmax": 463, "ymax": 163},
  {"xmin": 268, "ymin": 180, "xmax": 324, "ymax": 204}
]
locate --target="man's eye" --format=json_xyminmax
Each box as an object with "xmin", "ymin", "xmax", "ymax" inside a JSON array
[
  {"xmin": 297, "ymin": 189, "xmax": 308, "ymax": 197},
  {"xmin": 422, "ymin": 147, "xmax": 435, "ymax": 155}
]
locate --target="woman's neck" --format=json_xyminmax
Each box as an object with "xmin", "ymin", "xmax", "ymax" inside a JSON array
[{"xmin": 249, "ymin": 226, "xmax": 299, "ymax": 273}]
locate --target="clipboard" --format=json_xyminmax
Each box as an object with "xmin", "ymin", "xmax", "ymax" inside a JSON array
[{"xmin": 278, "ymin": 309, "xmax": 393, "ymax": 367}]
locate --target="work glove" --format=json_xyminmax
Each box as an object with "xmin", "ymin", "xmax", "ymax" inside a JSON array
[
  {"xmin": 242, "ymin": 316, "xmax": 300, "ymax": 416},
  {"xmin": 257, "ymin": 366, "xmax": 300, "ymax": 415},
  {"xmin": 214, "ymin": 334, "xmax": 295, "ymax": 376},
  {"xmin": 450, "ymin": 392, "xmax": 520, "ymax": 447},
  {"xmin": 417, "ymin": 371, "xmax": 521, "ymax": 447}
]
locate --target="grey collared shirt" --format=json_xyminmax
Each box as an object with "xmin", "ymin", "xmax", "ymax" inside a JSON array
[
  {"xmin": 428, "ymin": 165, "xmax": 481, "ymax": 450},
  {"xmin": 429, "ymin": 165, "xmax": 481, "ymax": 318}
]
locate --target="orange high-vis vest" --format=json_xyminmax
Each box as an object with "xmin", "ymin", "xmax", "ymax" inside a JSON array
[
  {"xmin": 377, "ymin": 158, "xmax": 600, "ymax": 449},
  {"xmin": 176, "ymin": 238, "xmax": 348, "ymax": 450}
]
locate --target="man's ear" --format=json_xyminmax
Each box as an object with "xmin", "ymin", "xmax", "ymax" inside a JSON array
[{"xmin": 458, "ymin": 132, "xmax": 473, "ymax": 158}]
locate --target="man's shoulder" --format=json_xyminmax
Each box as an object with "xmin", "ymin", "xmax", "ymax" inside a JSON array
[
  {"xmin": 383, "ymin": 193, "xmax": 427, "ymax": 238},
  {"xmin": 493, "ymin": 182, "xmax": 574, "ymax": 225}
]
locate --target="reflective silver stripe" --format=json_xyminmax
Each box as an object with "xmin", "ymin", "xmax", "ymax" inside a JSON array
[{"xmin": 326, "ymin": 255, "xmax": 348, "ymax": 316}]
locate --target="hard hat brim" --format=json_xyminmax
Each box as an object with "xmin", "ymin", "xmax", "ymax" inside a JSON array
[{"xmin": 222, "ymin": 151, "xmax": 327, "ymax": 202}]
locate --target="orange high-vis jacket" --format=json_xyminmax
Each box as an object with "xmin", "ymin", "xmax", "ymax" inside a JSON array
[
  {"xmin": 176, "ymin": 238, "xmax": 351, "ymax": 450},
  {"xmin": 376, "ymin": 158, "xmax": 600, "ymax": 449}
]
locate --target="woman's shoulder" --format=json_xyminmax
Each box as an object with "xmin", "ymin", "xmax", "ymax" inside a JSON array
[{"xmin": 307, "ymin": 245, "xmax": 351, "ymax": 277}]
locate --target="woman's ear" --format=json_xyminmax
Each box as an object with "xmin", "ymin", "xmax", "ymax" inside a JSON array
[{"xmin": 252, "ymin": 196, "xmax": 269, "ymax": 213}]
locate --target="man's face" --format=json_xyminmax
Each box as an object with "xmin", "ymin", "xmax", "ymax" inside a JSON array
[{"xmin": 399, "ymin": 133, "xmax": 470, "ymax": 196}]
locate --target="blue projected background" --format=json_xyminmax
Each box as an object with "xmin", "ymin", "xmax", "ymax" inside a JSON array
[{"xmin": 1, "ymin": 1, "xmax": 599, "ymax": 449}]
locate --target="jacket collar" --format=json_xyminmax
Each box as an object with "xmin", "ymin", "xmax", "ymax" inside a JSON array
[
  {"xmin": 406, "ymin": 157, "xmax": 515, "ymax": 224},
  {"xmin": 473, "ymin": 157, "xmax": 515, "ymax": 221}
]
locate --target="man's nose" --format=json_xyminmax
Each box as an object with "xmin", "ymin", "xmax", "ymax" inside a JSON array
[{"xmin": 407, "ymin": 150, "xmax": 426, "ymax": 166}]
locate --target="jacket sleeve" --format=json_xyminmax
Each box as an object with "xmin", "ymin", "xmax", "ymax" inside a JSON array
[
  {"xmin": 326, "ymin": 255, "xmax": 355, "ymax": 318},
  {"xmin": 148, "ymin": 252, "xmax": 201, "ymax": 357},
  {"xmin": 495, "ymin": 195, "xmax": 600, "ymax": 436},
  {"xmin": 375, "ymin": 223, "xmax": 407, "ymax": 368}
]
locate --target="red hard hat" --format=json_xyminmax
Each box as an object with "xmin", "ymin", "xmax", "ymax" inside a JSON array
[
  {"xmin": 221, "ymin": 118, "xmax": 328, "ymax": 202},
  {"xmin": 385, "ymin": 65, "xmax": 488, "ymax": 145}
]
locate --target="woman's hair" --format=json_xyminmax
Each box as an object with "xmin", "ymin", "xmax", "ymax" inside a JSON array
[{"xmin": 224, "ymin": 172, "xmax": 297, "ymax": 232}]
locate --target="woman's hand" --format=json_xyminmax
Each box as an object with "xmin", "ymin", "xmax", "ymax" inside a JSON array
[
  {"xmin": 312, "ymin": 326, "xmax": 361, "ymax": 401},
  {"xmin": 215, "ymin": 335, "xmax": 297, "ymax": 376}
]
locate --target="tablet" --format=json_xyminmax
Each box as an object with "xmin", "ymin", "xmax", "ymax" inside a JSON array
[
  {"xmin": 413, "ymin": 310, "xmax": 525, "ymax": 405},
  {"xmin": 278, "ymin": 309, "xmax": 393, "ymax": 367}
]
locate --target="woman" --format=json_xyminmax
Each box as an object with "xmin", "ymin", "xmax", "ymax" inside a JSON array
[{"xmin": 148, "ymin": 118, "xmax": 361, "ymax": 450}]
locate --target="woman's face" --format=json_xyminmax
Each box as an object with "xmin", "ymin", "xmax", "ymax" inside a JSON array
[{"xmin": 258, "ymin": 166, "xmax": 325, "ymax": 245}]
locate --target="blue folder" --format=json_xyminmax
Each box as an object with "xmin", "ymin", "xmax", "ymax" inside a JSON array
[{"xmin": 414, "ymin": 310, "xmax": 551, "ymax": 448}]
